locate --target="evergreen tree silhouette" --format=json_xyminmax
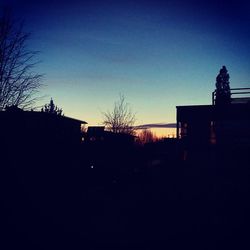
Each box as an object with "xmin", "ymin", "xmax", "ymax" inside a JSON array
[
  {"xmin": 41, "ymin": 98, "xmax": 63, "ymax": 115},
  {"xmin": 215, "ymin": 66, "xmax": 231, "ymax": 105}
]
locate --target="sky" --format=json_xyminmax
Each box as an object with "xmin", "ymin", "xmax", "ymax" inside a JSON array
[{"xmin": 2, "ymin": 0, "xmax": 250, "ymax": 134}]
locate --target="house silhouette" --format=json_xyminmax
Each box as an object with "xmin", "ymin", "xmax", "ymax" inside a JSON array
[{"xmin": 0, "ymin": 107, "xmax": 87, "ymax": 166}]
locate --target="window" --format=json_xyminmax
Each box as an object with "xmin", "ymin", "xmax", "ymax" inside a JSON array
[
  {"xmin": 180, "ymin": 122, "xmax": 188, "ymax": 138},
  {"xmin": 210, "ymin": 121, "xmax": 216, "ymax": 144}
]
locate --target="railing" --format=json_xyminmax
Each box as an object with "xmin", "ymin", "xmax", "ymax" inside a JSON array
[{"xmin": 212, "ymin": 87, "xmax": 250, "ymax": 105}]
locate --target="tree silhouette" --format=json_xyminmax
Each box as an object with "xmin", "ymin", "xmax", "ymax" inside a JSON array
[
  {"xmin": 41, "ymin": 98, "xmax": 63, "ymax": 116},
  {"xmin": 215, "ymin": 66, "xmax": 231, "ymax": 105},
  {"xmin": 102, "ymin": 94, "xmax": 136, "ymax": 135},
  {"xmin": 0, "ymin": 11, "xmax": 43, "ymax": 110},
  {"xmin": 138, "ymin": 129, "xmax": 156, "ymax": 144}
]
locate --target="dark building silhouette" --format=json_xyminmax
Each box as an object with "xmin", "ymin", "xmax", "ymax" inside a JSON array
[
  {"xmin": 85, "ymin": 126, "xmax": 106, "ymax": 142},
  {"xmin": 176, "ymin": 88, "xmax": 250, "ymax": 161},
  {"xmin": 85, "ymin": 126, "xmax": 136, "ymax": 144},
  {"xmin": 82, "ymin": 126, "xmax": 137, "ymax": 170},
  {"xmin": 0, "ymin": 108, "xmax": 87, "ymax": 157}
]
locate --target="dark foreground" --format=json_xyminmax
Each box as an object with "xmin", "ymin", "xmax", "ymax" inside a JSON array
[{"xmin": 1, "ymin": 144, "xmax": 250, "ymax": 250}]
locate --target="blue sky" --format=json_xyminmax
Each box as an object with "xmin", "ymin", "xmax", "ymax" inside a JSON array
[{"xmin": 3, "ymin": 0, "xmax": 250, "ymax": 127}]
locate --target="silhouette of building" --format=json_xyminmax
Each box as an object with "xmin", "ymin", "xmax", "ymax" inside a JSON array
[
  {"xmin": 82, "ymin": 126, "xmax": 137, "ymax": 169},
  {"xmin": 0, "ymin": 108, "xmax": 87, "ymax": 150},
  {"xmin": 85, "ymin": 126, "xmax": 106, "ymax": 142},
  {"xmin": 85, "ymin": 126, "xmax": 136, "ymax": 144},
  {"xmin": 176, "ymin": 88, "xmax": 250, "ymax": 160}
]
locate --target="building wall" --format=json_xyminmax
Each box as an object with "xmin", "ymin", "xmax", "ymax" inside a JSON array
[{"xmin": 176, "ymin": 103, "xmax": 250, "ymax": 161}]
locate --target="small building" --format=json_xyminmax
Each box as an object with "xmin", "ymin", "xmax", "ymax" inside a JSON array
[
  {"xmin": 85, "ymin": 126, "xmax": 136, "ymax": 145},
  {"xmin": 85, "ymin": 126, "xmax": 106, "ymax": 142}
]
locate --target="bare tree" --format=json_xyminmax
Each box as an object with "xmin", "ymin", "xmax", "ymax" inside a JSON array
[
  {"xmin": 138, "ymin": 129, "xmax": 157, "ymax": 144},
  {"xmin": 0, "ymin": 11, "xmax": 43, "ymax": 110},
  {"xmin": 102, "ymin": 94, "xmax": 136, "ymax": 135}
]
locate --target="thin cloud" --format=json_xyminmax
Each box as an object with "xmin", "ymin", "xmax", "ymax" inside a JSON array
[{"xmin": 135, "ymin": 123, "xmax": 176, "ymax": 129}]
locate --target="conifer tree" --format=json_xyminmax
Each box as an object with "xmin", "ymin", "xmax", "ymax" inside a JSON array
[
  {"xmin": 215, "ymin": 66, "xmax": 231, "ymax": 105},
  {"xmin": 41, "ymin": 98, "xmax": 63, "ymax": 116}
]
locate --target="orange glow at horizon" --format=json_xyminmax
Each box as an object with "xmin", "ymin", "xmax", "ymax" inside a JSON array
[{"xmin": 137, "ymin": 128, "xmax": 176, "ymax": 139}]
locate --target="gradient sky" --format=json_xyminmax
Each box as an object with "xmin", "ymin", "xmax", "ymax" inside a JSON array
[{"xmin": 3, "ymin": 0, "xmax": 250, "ymax": 127}]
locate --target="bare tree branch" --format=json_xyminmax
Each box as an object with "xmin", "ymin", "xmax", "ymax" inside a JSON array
[
  {"xmin": 137, "ymin": 129, "xmax": 157, "ymax": 145},
  {"xmin": 102, "ymin": 94, "xmax": 136, "ymax": 135},
  {"xmin": 0, "ymin": 11, "xmax": 43, "ymax": 110}
]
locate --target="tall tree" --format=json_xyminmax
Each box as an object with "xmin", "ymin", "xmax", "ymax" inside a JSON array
[
  {"xmin": 0, "ymin": 10, "xmax": 42, "ymax": 110},
  {"xmin": 41, "ymin": 98, "xmax": 63, "ymax": 116},
  {"xmin": 102, "ymin": 94, "xmax": 136, "ymax": 135},
  {"xmin": 215, "ymin": 66, "xmax": 231, "ymax": 105}
]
